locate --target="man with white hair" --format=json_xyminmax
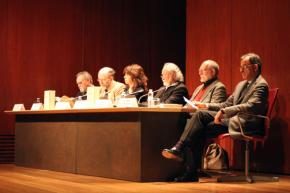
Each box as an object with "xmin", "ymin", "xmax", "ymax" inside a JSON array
[
  {"xmin": 97, "ymin": 67, "xmax": 125, "ymax": 101},
  {"xmin": 75, "ymin": 71, "xmax": 94, "ymax": 100},
  {"xmin": 162, "ymin": 60, "xmax": 227, "ymax": 182},
  {"xmin": 187, "ymin": 60, "xmax": 227, "ymax": 106},
  {"xmin": 154, "ymin": 63, "xmax": 189, "ymax": 105}
]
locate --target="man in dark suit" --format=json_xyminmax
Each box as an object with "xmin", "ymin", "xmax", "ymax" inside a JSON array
[
  {"xmin": 162, "ymin": 53, "xmax": 269, "ymax": 182},
  {"xmin": 169, "ymin": 59, "xmax": 227, "ymax": 182},
  {"xmin": 155, "ymin": 63, "xmax": 189, "ymax": 105}
]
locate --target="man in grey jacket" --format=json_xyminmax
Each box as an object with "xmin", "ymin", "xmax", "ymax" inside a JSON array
[
  {"xmin": 162, "ymin": 53, "xmax": 269, "ymax": 182},
  {"xmin": 187, "ymin": 60, "xmax": 227, "ymax": 105},
  {"xmin": 173, "ymin": 59, "xmax": 227, "ymax": 182}
]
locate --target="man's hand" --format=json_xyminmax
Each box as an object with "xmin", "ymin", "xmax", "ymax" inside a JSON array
[
  {"xmin": 195, "ymin": 102, "xmax": 207, "ymax": 109},
  {"xmin": 214, "ymin": 110, "xmax": 224, "ymax": 125}
]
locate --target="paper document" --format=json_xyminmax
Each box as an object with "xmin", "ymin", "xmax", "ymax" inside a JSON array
[{"xmin": 183, "ymin": 97, "xmax": 198, "ymax": 110}]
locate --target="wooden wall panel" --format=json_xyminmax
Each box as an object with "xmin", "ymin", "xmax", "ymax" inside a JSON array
[
  {"xmin": 186, "ymin": 0, "xmax": 290, "ymax": 174},
  {"xmin": 0, "ymin": 0, "xmax": 86, "ymax": 134},
  {"xmin": 186, "ymin": 0, "xmax": 232, "ymax": 94}
]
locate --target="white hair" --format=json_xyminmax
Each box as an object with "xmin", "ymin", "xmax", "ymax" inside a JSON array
[
  {"xmin": 98, "ymin": 67, "xmax": 116, "ymax": 77},
  {"xmin": 76, "ymin": 71, "xmax": 93, "ymax": 84},
  {"xmin": 162, "ymin": 62, "xmax": 184, "ymax": 82}
]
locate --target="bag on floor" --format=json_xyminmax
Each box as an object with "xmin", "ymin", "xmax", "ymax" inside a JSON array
[{"xmin": 203, "ymin": 143, "xmax": 228, "ymax": 170}]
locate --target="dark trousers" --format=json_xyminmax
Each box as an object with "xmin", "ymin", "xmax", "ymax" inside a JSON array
[{"xmin": 180, "ymin": 110, "xmax": 228, "ymax": 173}]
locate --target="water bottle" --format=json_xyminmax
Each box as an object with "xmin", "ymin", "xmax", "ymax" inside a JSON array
[
  {"xmin": 147, "ymin": 89, "xmax": 154, "ymax": 107},
  {"xmin": 36, "ymin": 98, "xmax": 41, "ymax": 103}
]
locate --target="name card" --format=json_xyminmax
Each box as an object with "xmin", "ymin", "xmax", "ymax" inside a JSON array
[
  {"xmin": 73, "ymin": 100, "xmax": 90, "ymax": 109},
  {"xmin": 116, "ymin": 97, "xmax": 138, "ymax": 107},
  {"xmin": 30, "ymin": 103, "xmax": 44, "ymax": 110},
  {"xmin": 12, "ymin": 104, "xmax": 25, "ymax": 111},
  {"xmin": 55, "ymin": 102, "xmax": 71, "ymax": 110},
  {"xmin": 95, "ymin": 99, "xmax": 113, "ymax": 108}
]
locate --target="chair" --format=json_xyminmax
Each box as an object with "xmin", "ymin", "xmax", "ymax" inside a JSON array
[{"xmin": 216, "ymin": 88, "xmax": 279, "ymax": 183}]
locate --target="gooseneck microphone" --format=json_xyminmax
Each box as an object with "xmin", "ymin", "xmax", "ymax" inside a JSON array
[
  {"xmin": 74, "ymin": 94, "xmax": 87, "ymax": 100},
  {"xmin": 122, "ymin": 88, "xmax": 145, "ymax": 97},
  {"xmin": 137, "ymin": 87, "xmax": 165, "ymax": 104}
]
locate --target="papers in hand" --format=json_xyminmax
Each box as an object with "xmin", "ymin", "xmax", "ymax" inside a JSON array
[{"xmin": 183, "ymin": 97, "xmax": 198, "ymax": 110}]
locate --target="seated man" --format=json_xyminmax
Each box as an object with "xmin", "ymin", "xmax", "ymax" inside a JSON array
[
  {"xmin": 186, "ymin": 60, "xmax": 227, "ymax": 106},
  {"xmin": 155, "ymin": 63, "xmax": 189, "ymax": 105},
  {"xmin": 162, "ymin": 53, "xmax": 269, "ymax": 182},
  {"xmin": 75, "ymin": 71, "xmax": 94, "ymax": 100},
  {"xmin": 167, "ymin": 59, "xmax": 227, "ymax": 182},
  {"xmin": 59, "ymin": 71, "xmax": 93, "ymax": 107},
  {"xmin": 97, "ymin": 67, "xmax": 126, "ymax": 102}
]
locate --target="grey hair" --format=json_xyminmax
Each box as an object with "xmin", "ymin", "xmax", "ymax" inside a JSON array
[
  {"xmin": 241, "ymin": 53, "xmax": 262, "ymax": 74},
  {"xmin": 202, "ymin": 60, "xmax": 220, "ymax": 76},
  {"xmin": 76, "ymin": 71, "xmax": 93, "ymax": 84},
  {"xmin": 98, "ymin": 67, "xmax": 116, "ymax": 77},
  {"xmin": 162, "ymin": 62, "xmax": 184, "ymax": 82}
]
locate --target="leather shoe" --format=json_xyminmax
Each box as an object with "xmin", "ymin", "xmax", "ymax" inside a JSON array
[
  {"xmin": 162, "ymin": 148, "xmax": 183, "ymax": 162},
  {"xmin": 173, "ymin": 171, "xmax": 199, "ymax": 182}
]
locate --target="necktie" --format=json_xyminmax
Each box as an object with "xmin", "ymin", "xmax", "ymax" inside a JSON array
[{"xmin": 104, "ymin": 89, "xmax": 108, "ymax": 99}]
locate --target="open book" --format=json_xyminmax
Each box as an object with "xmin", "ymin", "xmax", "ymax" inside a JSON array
[{"xmin": 183, "ymin": 96, "xmax": 198, "ymax": 110}]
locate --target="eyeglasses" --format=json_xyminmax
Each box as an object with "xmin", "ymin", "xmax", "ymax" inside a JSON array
[{"xmin": 240, "ymin": 64, "xmax": 253, "ymax": 70}]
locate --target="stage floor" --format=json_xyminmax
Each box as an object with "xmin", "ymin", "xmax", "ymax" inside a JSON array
[{"xmin": 0, "ymin": 164, "xmax": 289, "ymax": 193}]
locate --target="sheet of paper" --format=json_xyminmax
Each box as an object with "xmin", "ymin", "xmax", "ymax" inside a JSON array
[{"xmin": 183, "ymin": 96, "xmax": 198, "ymax": 110}]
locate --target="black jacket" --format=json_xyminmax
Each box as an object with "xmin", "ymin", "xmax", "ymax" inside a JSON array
[{"xmin": 155, "ymin": 82, "xmax": 189, "ymax": 105}]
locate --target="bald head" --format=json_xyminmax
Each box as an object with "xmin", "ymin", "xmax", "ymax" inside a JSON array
[{"xmin": 199, "ymin": 60, "xmax": 219, "ymax": 83}]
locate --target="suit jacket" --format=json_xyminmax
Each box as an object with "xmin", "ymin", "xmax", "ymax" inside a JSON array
[
  {"xmin": 155, "ymin": 82, "xmax": 189, "ymax": 105},
  {"xmin": 208, "ymin": 75, "xmax": 269, "ymax": 135},
  {"xmin": 75, "ymin": 91, "xmax": 87, "ymax": 100},
  {"xmin": 99, "ymin": 80, "xmax": 126, "ymax": 102},
  {"xmin": 190, "ymin": 79, "xmax": 227, "ymax": 103}
]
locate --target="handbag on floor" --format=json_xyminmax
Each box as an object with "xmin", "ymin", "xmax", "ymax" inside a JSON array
[{"xmin": 203, "ymin": 143, "xmax": 228, "ymax": 170}]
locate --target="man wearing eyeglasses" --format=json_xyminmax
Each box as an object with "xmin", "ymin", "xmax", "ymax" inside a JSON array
[
  {"xmin": 75, "ymin": 71, "xmax": 94, "ymax": 100},
  {"xmin": 162, "ymin": 53, "xmax": 269, "ymax": 182},
  {"xmin": 97, "ymin": 67, "xmax": 126, "ymax": 101}
]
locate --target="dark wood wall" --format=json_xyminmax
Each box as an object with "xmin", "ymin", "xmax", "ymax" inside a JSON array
[
  {"xmin": 0, "ymin": 0, "xmax": 186, "ymax": 134},
  {"xmin": 186, "ymin": 0, "xmax": 290, "ymax": 174}
]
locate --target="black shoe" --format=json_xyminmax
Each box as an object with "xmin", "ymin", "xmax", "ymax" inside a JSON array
[
  {"xmin": 198, "ymin": 170, "xmax": 212, "ymax": 178},
  {"xmin": 162, "ymin": 148, "xmax": 183, "ymax": 162},
  {"xmin": 173, "ymin": 172, "xmax": 199, "ymax": 182}
]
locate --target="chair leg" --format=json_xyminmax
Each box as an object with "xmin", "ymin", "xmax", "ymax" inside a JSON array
[{"xmin": 217, "ymin": 141, "xmax": 279, "ymax": 183}]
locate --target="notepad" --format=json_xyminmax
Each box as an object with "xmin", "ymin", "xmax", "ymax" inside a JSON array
[{"xmin": 183, "ymin": 96, "xmax": 198, "ymax": 110}]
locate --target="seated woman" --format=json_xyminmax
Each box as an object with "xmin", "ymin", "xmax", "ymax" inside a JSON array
[{"xmin": 123, "ymin": 64, "xmax": 148, "ymax": 102}]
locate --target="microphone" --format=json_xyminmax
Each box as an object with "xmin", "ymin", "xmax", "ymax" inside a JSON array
[
  {"xmin": 137, "ymin": 87, "xmax": 165, "ymax": 104},
  {"xmin": 55, "ymin": 93, "xmax": 87, "ymax": 103},
  {"xmin": 75, "ymin": 94, "xmax": 87, "ymax": 100},
  {"xmin": 122, "ymin": 88, "xmax": 144, "ymax": 97}
]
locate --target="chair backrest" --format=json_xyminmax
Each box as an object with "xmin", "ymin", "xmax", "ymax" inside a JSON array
[{"xmin": 264, "ymin": 88, "xmax": 279, "ymax": 140}]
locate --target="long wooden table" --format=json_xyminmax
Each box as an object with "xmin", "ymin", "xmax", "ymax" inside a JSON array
[{"xmin": 6, "ymin": 107, "xmax": 193, "ymax": 182}]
